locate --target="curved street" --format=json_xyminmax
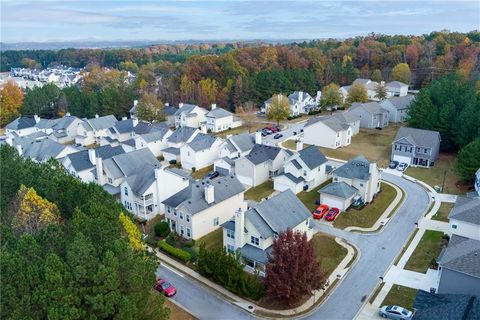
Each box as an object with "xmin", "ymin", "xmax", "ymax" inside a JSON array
[{"xmin": 157, "ymin": 173, "xmax": 431, "ymax": 320}]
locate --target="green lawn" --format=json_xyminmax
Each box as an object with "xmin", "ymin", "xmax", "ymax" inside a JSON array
[
  {"xmin": 432, "ymin": 203, "xmax": 454, "ymax": 222},
  {"xmin": 333, "ymin": 183, "xmax": 398, "ymax": 229},
  {"xmin": 311, "ymin": 233, "xmax": 348, "ymax": 278},
  {"xmin": 213, "ymin": 124, "xmax": 263, "ymax": 138},
  {"xmin": 282, "ymin": 139, "xmax": 311, "ymax": 151},
  {"xmin": 244, "ymin": 180, "xmax": 274, "ymax": 202},
  {"xmin": 191, "ymin": 165, "xmax": 214, "ymax": 180},
  {"xmin": 319, "ymin": 124, "xmax": 401, "ymax": 167},
  {"xmin": 406, "ymin": 153, "xmax": 466, "ymax": 195},
  {"xmin": 405, "ymin": 230, "xmax": 444, "ymax": 273},
  {"xmin": 193, "ymin": 228, "xmax": 223, "ymax": 253},
  {"xmin": 381, "ymin": 284, "xmax": 418, "ymax": 310},
  {"xmin": 297, "ymin": 179, "xmax": 333, "ymax": 212}
]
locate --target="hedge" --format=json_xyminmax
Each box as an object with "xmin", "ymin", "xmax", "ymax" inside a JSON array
[{"xmin": 158, "ymin": 241, "xmax": 191, "ymax": 262}]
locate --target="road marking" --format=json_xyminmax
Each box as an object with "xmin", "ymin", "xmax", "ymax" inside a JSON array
[{"xmin": 161, "ymin": 264, "xmax": 185, "ymax": 279}]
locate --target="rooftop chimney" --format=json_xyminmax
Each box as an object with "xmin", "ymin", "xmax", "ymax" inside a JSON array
[
  {"xmin": 132, "ymin": 118, "xmax": 138, "ymax": 127},
  {"xmin": 88, "ymin": 148, "xmax": 96, "ymax": 164},
  {"xmin": 234, "ymin": 208, "xmax": 245, "ymax": 249},
  {"xmin": 95, "ymin": 114, "xmax": 99, "ymax": 118},
  {"xmin": 65, "ymin": 112, "xmax": 71, "ymax": 117},
  {"xmin": 299, "ymin": 91, "xmax": 304, "ymax": 101},
  {"xmin": 179, "ymin": 102, "xmax": 184, "ymax": 108},
  {"xmin": 200, "ymin": 123, "xmax": 207, "ymax": 134},
  {"xmin": 133, "ymin": 100, "xmax": 138, "ymax": 107},
  {"xmin": 164, "ymin": 102, "xmax": 170, "ymax": 107},
  {"xmin": 255, "ymin": 131, "xmax": 262, "ymax": 145},
  {"xmin": 122, "ymin": 116, "xmax": 127, "ymax": 121},
  {"xmin": 33, "ymin": 114, "xmax": 40, "ymax": 123},
  {"xmin": 296, "ymin": 139, "xmax": 304, "ymax": 151},
  {"xmin": 211, "ymin": 103, "xmax": 217, "ymax": 110},
  {"xmin": 16, "ymin": 144, "xmax": 22, "ymax": 156},
  {"xmin": 205, "ymin": 184, "xmax": 215, "ymax": 204}
]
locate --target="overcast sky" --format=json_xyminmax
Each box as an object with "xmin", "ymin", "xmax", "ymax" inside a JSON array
[{"xmin": 1, "ymin": 0, "xmax": 479, "ymax": 43}]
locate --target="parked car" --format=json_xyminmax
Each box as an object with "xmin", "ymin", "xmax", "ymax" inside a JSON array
[
  {"xmin": 273, "ymin": 133, "xmax": 283, "ymax": 139},
  {"xmin": 396, "ymin": 163, "xmax": 408, "ymax": 172},
  {"xmin": 206, "ymin": 171, "xmax": 219, "ymax": 180},
  {"xmin": 154, "ymin": 278, "xmax": 177, "ymax": 297},
  {"xmin": 265, "ymin": 126, "xmax": 278, "ymax": 133},
  {"xmin": 325, "ymin": 207, "xmax": 340, "ymax": 221},
  {"xmin": 389, "ymin": 161, "xmax": 399, "ymax": 169},
  {"xmin": 262, "ymin": 128, "xmax": 272, "ymax": 136},
  {"xmin": 379, "ymin": 305, "xmax": 413, "ymax": 319},
  {"xmin": 312, "ymin": 204, "xmax": 329, "ymax": 219}
]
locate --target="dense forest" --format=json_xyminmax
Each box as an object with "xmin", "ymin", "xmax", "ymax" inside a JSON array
[
  {"xmin": 0, "ymin": 146, "xmax": 169, "ymax": 319},
  {"xmin": 3, "ymin": 31, "xmax": 480, "ymax": 121}
]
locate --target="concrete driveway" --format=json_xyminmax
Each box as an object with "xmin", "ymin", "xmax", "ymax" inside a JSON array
[{"xmin": 156, "ymin": 173, "xmax": 430, "ymax": 320}]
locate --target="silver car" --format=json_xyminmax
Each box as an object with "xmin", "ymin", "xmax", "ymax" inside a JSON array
[
  {"xmin": 396, "ymin": 163, "xmax": 408, "ymax": 172},
  {"xmin": 379, "ymin": 305, "xmax": 413, "ymax": 319}
]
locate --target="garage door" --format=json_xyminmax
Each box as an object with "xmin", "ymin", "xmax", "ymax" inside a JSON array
[
  {"xmin": 274, "ymin": 180, "xmax": 292, "ymax": 193},
  {"xmin": 392, "ymin": 155, "xmax": 412, "ymax": 165},
  {"xmin": 216, "ymin": 166, "xmax": 230, "ymax": 176},
  {"xmin": 320, "ymin": 195, "xmax": 346, "ymax": 211}
]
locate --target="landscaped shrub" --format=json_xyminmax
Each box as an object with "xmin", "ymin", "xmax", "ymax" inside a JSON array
[
  {"xmin": 166, "ymin": 232, "xmax": 179, "ymax": 246},
  {"xmin": 144, "ymin": 234, "xmax": 158, "ymax": 247},
  {"xmin": 192, "ymin": 167, "xmax": 196, "ymax": 172},
  {"xmin": 169, "ymin": 160, "xmax": 177, "ymax": 165},
  {"xmin": 154, "ymin": 221, "xmax": 170, "ymax": 237},
  {"xmin": 181, "ymin": 246, "xmax": 198, "ymax": 262},
  {"xmin": 183, "ymin": 239, "xmax": 196, "ymax": 248},
  {"xmin": 159, "ymin": 241, "xmax": 191, "ymax": 262}
]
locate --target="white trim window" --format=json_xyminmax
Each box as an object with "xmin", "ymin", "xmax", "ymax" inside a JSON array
[
  {"xmin": 250, "ymin": 236, "xmax": 259, "ymax": 246},
  {"xmin": 227, "ymin": 229, "xmax": 235, "ymax": 239}
]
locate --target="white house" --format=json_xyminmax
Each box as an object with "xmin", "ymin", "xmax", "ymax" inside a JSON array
[
  {"xmin": 348, "ymin": 102, "xmax": 390, "ymax": 129},
  {"xmin": 163, "ymin": 127, "xmax": 200, "ymax": 163},
  {"xmin": 235, "ymin": 143, "xmax": 292, "ymax": 187},
  {"xmin": 319, "ymin": 155, "xmax": 381, "ymax": 211},
  {"xmin": 303, "ymin": 115, "xmax": 353, "ymax": 149},
  {"xmin": 16, "ymin": 138, "xmax": 79, "ymax": 163},
  {"xmin": 75, "ymin": 115, "xmax": 118, "ymax": 146},
  {"xmin": 205, "ymin": 104, "xmax": 242, "ymax": 133},
  {"xmin": 273, "ymin": 144, "xmax": 328, "ymax": 194},
  {"xmin": 263, "ymin": 91, "xmax": 318, "ymax": 116},
  {"xmin": 5, "ymin": 115, "xmax": 40, "ymax": 137},
  {"xmin": 134, "ymin": 128, "xmax": 172, "ymax": 157},
  {"xmin": 163, "ymin": 175, "xmax": 246, "ymax": 240},
  {"xmin": 174, "ymin": 103, "xmax": 208, "ymax": 129},
  {"xmin": 448, "ymin": 196, "xmax": 480, "ymax": 241},
  {"xmin": 341, "ymin": 79, "xmax": 380, "ymax": 101},
  {"xmin": 180, "ymin": 133, "xmax": 224, "ymax": 171},
  {"xmin": 107, "ymin": 118, "xmax": 138, "ymax": 142},
  {"xmin": 222, "ymin": 190, "xmax": 312, "ymax": 274},
  {"xmin": 214, "ymin": 133, "xmax": 255, "ymax": 176},
  {"xmin": 385, "ymin": 81, "xmax": 409, "ymax": 97},
  {"xmin": 380, "ymin": 95, "xmax": 415, "ymax": 123}
]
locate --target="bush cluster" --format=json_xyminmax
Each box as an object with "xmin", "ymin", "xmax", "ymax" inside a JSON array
[{"xmin": 158, "ymin": 241, "xmax": 191, "ymax": 263}]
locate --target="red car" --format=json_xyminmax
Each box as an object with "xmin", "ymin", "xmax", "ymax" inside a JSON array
[
  {"xmin": 265, "ymin": 126, "xmax": 278, "ymax": 133},
  {"xmin": 155, "ymin": 278, "xmax": 176, "ymax": 297},
  {"xmin": 325, "ymin": 207, "xmax": 340, "ymax": 221},
  {"xmin": 312, "ymin": 204, "xmax": 329, "ymax": 219}
]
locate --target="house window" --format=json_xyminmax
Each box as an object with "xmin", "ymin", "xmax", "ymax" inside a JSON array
[
  {"xmin": 124, "ymin": 187, "xmax": 128, "ymax": 196},
  {"xmin": 303, "ymin": 170, "xmax": 307, "ymax": 176},
  {"xmin": 180, "ymin": 212, "xmax": 183, "ymax": 220},
  {"xmin": 186, "ymin": 214, "xmax": 190, "ymax": 222},
  {"xmin": 180, "ymin": 226, "xmax": 184, "ymax": 236},
  {"xmin": 452, "ymin": 224, "xmax": 457, "ymax": 229},
  {"xmin": 167, "ymin": 207, "xmax": 171, "ymax": 213},
  {"xmin": 186, "ymin": 228, "xmax": 191, "ymax": 238},
  {"xmin": 227, "ymin": 244, "xmax": 234, "ymax": 253},
  {"xmin": 108, "ymin": 177, "xmax": 113, "ymax": 184},
  {"xmin": 213, "ymin": 217, "xmax": 219, "ymax": 226},
  {"xmin": 227, "ymin": 229, "xmax": 235, "ymax": 239},
  {"xmin": 360, "ymin": 183, "xmax": 364, "ymax": 187},
  {"xmin": 334, "ymin": 177, "xmax": 338, "ymax": 182},
  {"xmin": 424, "ymin": 148, "xmax": 428, "ymax": 154},
  {"xmin": 409, "ymin": 147, "xmax": 413, "ymax": 152},
  {"xmin": 250, "ymin": 236, "xmax": 259, "ymax": 246},
  {"xmin": 173, "ymin": 210, "xmax": 177, "ymax": 216}
]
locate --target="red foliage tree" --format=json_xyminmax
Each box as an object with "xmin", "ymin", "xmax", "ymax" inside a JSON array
[{"xmin": 265, "ymin": 229, "xmax": 326, "ymax": 306}]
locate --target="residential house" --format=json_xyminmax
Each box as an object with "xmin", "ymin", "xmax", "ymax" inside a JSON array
[
  {"xmin": 205, "ymin": 104, "xmax": 242, "ymax": 133},
  {"xmin": 222, "ymin": 190, "xmax": 312, "ymax": 274},
  {"xmin": 263, "ymin": 91, "xmax": 318, "ymax": 116},
  {"xmin": 303, "ymin": 115, "xmax": 353, "ymax": 149},
  {"xmin": 348, "ymin": 102, "xmax": 390, "ymax": 129},
  {"xmin": 412, "ymin": 290, "xmax": 480, "ymax": 320},
  {"xmin": 385, "ymin": 81, "xmax": 409, "ymax": 97},
  {"xmin": 380, "ymin": 95, "xmax": 415, "ymax": 123},
  {"xmin": 319, "ymin": 155, "xmax": 381, "ymax": 211},
  {"xmin": 180, "ymin": 133, "xmax": 223, "ymax": 171},
  {"xmin": 174, "ymin": 103, "xmax": 208, "ymax": 129},
  {"xmin": 16, "ymin": 138, "xmax": 79, "ymax": 163},
  {"xmin": 163, "ymin": 104, "xmax": 178, "ymax": 127},
  {"xmin": 235, "ymin": 144, "xmax": 291, "ymax": 187},
  {"xmin": 273, "ymin": 145, "xmax": 328, "ymax": 194},
  {"xmin": 448, "ymin": 196, "xmax": 480, "ymax": 241},
  {"xmin": 391, "ymin": 127, "xmax": 441, "ymax": 167},
  {"xmin": 134, "ymin": 127, "xmax": 172, "ymax": 157},
  {"xmin": 163, "ymin": 175, "xmax": 245, "ymax": 240},
  {"xmin": 437, "ymin": 235, "xmax": 480, "ymax": 296},
  {"xmin": 163, "ymin": 127, "xmax": 200, "ymax": 162},
  {"xmin": 333, "ymin": 111, "xmax": 361, "ymax": 135},
  {"xmin": 75, "ymin": 115, "xmax": 118, "ymax": 146},
  {"xmin": 215, "ymin": 133, "xmax": 255, "ymax": 176},
  {"xmin": 46, "ymin": 115, "xmax": 85, "ymax": 143},
  {"xmin": 62, "ymin": 145, "xmax": 125, "ymax": 183},
  {"xmin": 108, "ymin": 118, "xmax": 138, "ymax": 142},
  {"xmin": 121, "ymin": 164, "xmax": 190, "ymax": 220},
  {"xmin": 341, "ymin": 79, "xmax": 379, "ymax": 102},
  {"xmin": 5, "ymin": 115, "xmax": 39, "ymax": 137}
]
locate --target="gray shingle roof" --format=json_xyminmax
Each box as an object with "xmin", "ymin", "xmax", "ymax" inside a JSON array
[
  {"xmin": 175, "ymin": 103, "xmax": 198, "ymax": 116},
  {"xmin": 6, "ymin": 116, "xmax": 37, "ymax": 130},
  {"xmin": 167, "ymin": 127, "xmax": 197, "ymax": 143},
  {"xmin": 52, "ymin": 116, "xmax": 80, "ymax": 130},
  {"xmin": 245, "ymin": 144, "xmax": 283, "ymax": 165},
  {"xmin": 449, "ymin": 196, "xmax": 480, "ymax": 226},
  {"xmin": 240, "ymin": 244, "xmax": 272, "ymax": 264},
  {"xmin": 291, "ymin": 159, "xmax": 302, "ymax": 169},
  {"xmin": 438, "ymin": 235, "xmax": 480, "ymax": 278},
  {"xmin": 386, "ymin": 81, "xmax": 408, "ymax": 88},
  {"xmin": 206, "ymin": 108, "xmax": 232, "ymax": 119},
  {"xmin": 305, "ymin": 115, "xmax": 351, "ymax": 132},
  {"xmin": 188, "ymin": 133, "xmax": 219, "ymax": 152},
  {"xmin": 164, "ymin": 106, "xmax": 178, "ymax": 116},
  {"xmin": 134, "ymin": 121, "xmax": 168, "ymax": 135},
  {"xmin": 393, "ymin": 127, "xmax": 441, "ymax": 149},
  {"xmin": 298, "ymin": 145, "xmax": 327, "ymax": 169},
  {"xmin": 113, "ymin": 119, "xmax": 134, "ymax": 134},
  {"xmin": 125, "ymin": 165, "xmax": 158, "ymax": 195},
  {"xmin": 319, "ymin": 182, "xmax": 358, "ymax": 199},
  {"xmin": 66, "ymin": 145, "xmax": 125, "ymax": 172},
  {"xmin": 162, "ymin": 147, "xmax": 180, "ymax": 155},
  {"xmin": 162, "ymin": 175, "xmax": 244, "ymax": 215},
  {"xmin": 288, "ymin": 91, "xmax": 312, "ymax": 103},
  {"xmin": 413, "ymin": 290, "xmax": 480, "ymax": 320},
  {"xmin": 382, "ymin": 95, "xmax": 414, "ymax": 110},
  {"xmin": 282, "ymin": 173, "xmax": 305, "ymax": 184},
  {"xmin": 220, "ymin": 220, "xmax": 235, "ymax": 231},
  {"xmin": 122, "ymin": 138, "xmax": 136, "ymax": 147},
  {"xmin": 333, "ymin": 155, "xmax": 371, "ymax": 180},
  {"xmin": 103, "ymin": 148, "xmax": 160, "ymax": 179},
  {"xmin": 86, "ymin": 115, "xmax": 117, "ymax": 131},
  {"xmin": 22, "ymin": 139, "xmax": 73, "ymax": 162},
  {"xmin": 350, "ymin": 101, "xmax": 389, "ymax": 116},
  {"xmin": 140, "ymin": 128, "xmax": 170, "ymax": 143},
  {"xmin": 229, "ymin": 133, "xmax": 255, "ymax": 153},
  {"xmin": 36, "ymin": 118, "xmax": 57, "ymax": 129},
  {"xmin": 246, "ymin": 190, "xmax": 311, "ymax": 238}
]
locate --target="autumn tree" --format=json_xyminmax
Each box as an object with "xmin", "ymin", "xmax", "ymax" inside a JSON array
[
  {"xmin": 11, "ymin": 185, "xmax": 61, "ymax": 235},
  {"xmin": 197, "ymin": 78, "xmax": 218, "ymax": 107},
  {"xmin": 320, "ymin": 83, "xmax": 342, "ymax": 109},
  {"xmin": 391, "ymin": 63, "xmax": 412, "ymax": 84},
  {"xmin": 456, "ymin": 139, "xmax": 480, "ymax": 182},
  {"xmin": 374, "ymin": 83, "xmax": 388, "ymax": 100},
  {"xmin": 266, "ymin": 94, "xmax": 290, "ymax": 125},
  {"xmin": 265, "ymin": 229, "xmax": 325, "ymax": 306},
  {"xmin": 119, "ymin": 212, "xmax": 144, "ymax": 251},
  {"xmin": 0, "ymin": 81, "xmax": 24, "ymax": 126},
  {"xmin": 236, "ymin": 101, "xmax": 257, "ymax": 133},
  {"xmin": 136, "ymin": 93, "xmax": 165, "ymax": 122},
  {"xmin": 371, "ymin": 69, "xmax": 383, "ymax": 82},
  {"xmin": 347, "ymin": 83, "xmax": 368, "ymax": 105}
]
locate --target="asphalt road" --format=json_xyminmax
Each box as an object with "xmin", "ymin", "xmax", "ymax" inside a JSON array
[
  {"xmin": 262, "ymin": 120, "xmax": 307, "ymax": 146},
  {"xmin": 156, "ymin": 173, "xmax": 430, "ymax": 320}
]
